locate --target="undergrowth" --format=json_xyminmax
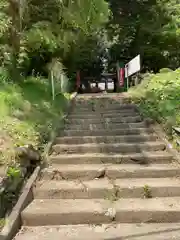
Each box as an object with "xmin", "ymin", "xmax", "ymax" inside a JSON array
[
  {"xmin": 0, "ymin": 68, "xmax": 71, "ymax": 166},
  {"xmin": 129, "ymin": 68, "xmax": 180, "ymax": 148},
  {"xmin": 0, "ymin": 218, "xmax": 5, "ymax": 230}
]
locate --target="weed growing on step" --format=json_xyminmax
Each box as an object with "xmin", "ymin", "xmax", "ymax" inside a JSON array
[
  {"xmin": 105, "ymin": 191, "xmax": 119, "ymax": 202},
  {"xmin": 143, "ymin": 185, "xmax": 152, "ymax": 199},
  {"xmin": 105, "ymin": 185, "xmax": 120, "ymax": 202}
]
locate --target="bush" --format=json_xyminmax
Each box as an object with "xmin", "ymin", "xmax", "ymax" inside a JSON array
[{"xmin": 129, "ymin": 69, "xmax": 180, "ymax": 143}]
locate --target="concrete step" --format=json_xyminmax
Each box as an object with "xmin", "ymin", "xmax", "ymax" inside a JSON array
[
  {"xmin": 52, "ymin": 142, "xmax": 166, "ymax": 154},
  {"xmin": 68, "ymin": 116, "xmax": 142, "ymax": 124},
  {"xmin": 75, "ymin": 93, "xmax": 130, "ymax": 100},
  {"xmin": 14, "ymin": 223, "xmax": 180, "ymax": 240},
  {"xmin": 21, "ymin": 197, "xmax": 180, "ymax": 225},
  {"xmin": 69, "ymin": 111, "xmax": 139, "ymax": 119},
  {"xmin": 75, "ymin": 99, "xmax": 131, "ymax": 104},
  {"xmin": 74, "ymin": 99, "xmax": 131, "ymax": 104},
  {"xmin": 62, "ymin": 128, "xmax": 154, "ymax": 136},
  {"xmin": 73, "ymin": 103, "xmax": 134, "ymax": 108},
  {"xmin": 50, "ymin": 151, "xmax": 173, "ymax": 164},
  {"xmin": 21, "ymin": 199, "xmax": 112, "ymax": 226},
  {"xmin": 34, "ymin": 179, "xmax": 114, "ymax": 199},
  {"xmin": 40, "ymin": 163, "xmax": 180, "ymax": 181},
  {"xmin": 114, "ymin": 197, "xmax": 180, "ymax": 223},
  {"xmin": 106, "ymin": 163, "xmax": 180, "ymax": 179},
  {"xmin": 65, "ymin": 122, "xmax": 146, "ymax": 130},
  {"xmin": 71, "ymin": 108, "xmax": 138, "ymax": 114},
  {"xmin": 71, "ymin": 103, "xmax": 137, "ymax": 111},
  {"xmin": 55, "ymin": 134, "xmax": 158, "ymax": 144},
  {"xmin": 74, "ymin": 100, "xmax": 134, "ymax": 104},
  {"xmin": 75, "ymin": 98, "xmax": 131, "ymax": 103},
  {"xmin": 35, "ymin": 178, "xmax": 180, "ymax": 199}
]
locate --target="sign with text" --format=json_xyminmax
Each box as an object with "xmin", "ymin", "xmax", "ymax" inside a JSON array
[{"xmin": 125, "ymin": 55, "xmax": 141, "ymax": 77}]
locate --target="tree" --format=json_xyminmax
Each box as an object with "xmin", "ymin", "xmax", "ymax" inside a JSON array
[
  {"xmin": 106, "ymin": 0, "xmax": 180, "ymax": 71},
  {"xmin": 0, "ymin": 0, "xmax": 110, "ymax": 80}
]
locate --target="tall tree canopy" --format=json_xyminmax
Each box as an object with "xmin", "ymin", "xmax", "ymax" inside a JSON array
[
  {"xmin": 0, "ymin": 0, "xmax": 110, "ymax": 79},
  {"xmin": 0, "ymin": 0, "xmax": 179, "ymax": 81},
  {"xmin": 107, "ymin": 0, "xmax": 180, "ymax": 71}
]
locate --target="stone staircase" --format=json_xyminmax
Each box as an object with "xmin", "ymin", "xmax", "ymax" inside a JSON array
[{"xmin": 15, "ymin": 94, "xmax": 180, "ymax": 240}]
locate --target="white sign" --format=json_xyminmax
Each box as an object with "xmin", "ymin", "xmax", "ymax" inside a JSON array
[{"xmin": 125, "ymin": 55, "xmax": 141, "ymax": 77}]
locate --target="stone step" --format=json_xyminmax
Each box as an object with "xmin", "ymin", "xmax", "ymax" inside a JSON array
[
  {"xmin": 21, "ymin": 197, "xmax": 180, "ymax": 225},
  {"xmin": 114, "ymin": 197, "xmax": 180, "ymax": 223},
  {"xmin": 72, "ymin": 106, "xmax": 137, "ymax": 112},
  {"xmin": 75, "ymin": 98, "xmax": 131, "ymax": 103},
  {"xmin": 62, "ymin": 128, "xmax": 154, "ymax": 136},
  {"xmin": 69, "ymin": 111, "xmax": 139, "ymax": 119},
  {"xmin": 74, "ymin": 103, "xmax": 133, "ymax": 109},
  {"xmin": 55, "ymin": 134, "xmax": 158, "ymax": 144},
  {"xmin": 75, "ymin": 97, "xmax": 131, "ymax": 102},
  {"xmin": 35, "ymin": 178, "xmax": 180, "ymax": 199},
  {"xmin": 50, "ymin": 151, "xmax": 173, "ymax": 164},
  {"xmin": 52, "ymin": 142, "xmax": 166, "ymax": 154},
  {"xmin": 74, "ymin": 100, "xmax": 131, "ymax": 104},
  {"xmin": 75, "ymin": 97, "xmax": 125, "ymax": 100},
  {"xmin": 14, "ymin": 223, "xmax": 180, "ymax": 240},
  {"xmin": 22, "ymin": 199, "xmax": 112, "ymax": 226},
  {"xmin": 106, "ymin": 163, "xmax": 180, "ymax": 179},
  {"xmin": 65, "ymin": 122, "xmax": 146, "ymax": 130},
  {"xmin": 40, "ymin": 164, "xmax": 180, "ymax": 181},
  {"xmin": 72, "ymin": 103, "xmax": 137, "ymax": 110},
  {"xmin": 76, "ymin": 93, "xmax": 130, "ymax": 100},
  {"xmin": 68, "ymin": 116, "xmax": 142, "ymax": 124},
  {"xmin": 71, "ymin": 107, "xmax": 138, "ymax": 114}
]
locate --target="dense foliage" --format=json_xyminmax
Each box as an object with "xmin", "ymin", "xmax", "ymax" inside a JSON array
[
  {"xmin": 130, "ymin": 68, "xmax": 180, "ymax": 145},
  {"xmin": 0, "ymin": 0, "xmax": 109, "ymax": 79},
  {"xmin": 1, "ymin": 0, "xmax": 179, "ymax": 77},
  {"xmin": 107, "ymin": 0, "xmax": 180, "ymax": 71}
]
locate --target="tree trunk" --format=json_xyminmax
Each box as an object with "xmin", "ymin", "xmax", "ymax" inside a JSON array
[{"xmin": 8, "ymin": 0, "xmax": 21, "ymax": 80}]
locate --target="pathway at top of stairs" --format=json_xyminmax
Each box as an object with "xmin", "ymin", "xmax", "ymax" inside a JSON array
[{"xmin": 14, "ymin": 93, "xmax": 180, "ymax": 240}]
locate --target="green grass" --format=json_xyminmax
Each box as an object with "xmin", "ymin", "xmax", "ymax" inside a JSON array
[
  {"xmin": 0, "ymin": 218, "xmax": 5, "ymax": 230},
  {"xmin": 129, "ymin": 68, "xmax": 180, "ymax": 146},
  {"xmin": 0, "ymin": 69, "xmax": 71, "ymax": 166}
]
